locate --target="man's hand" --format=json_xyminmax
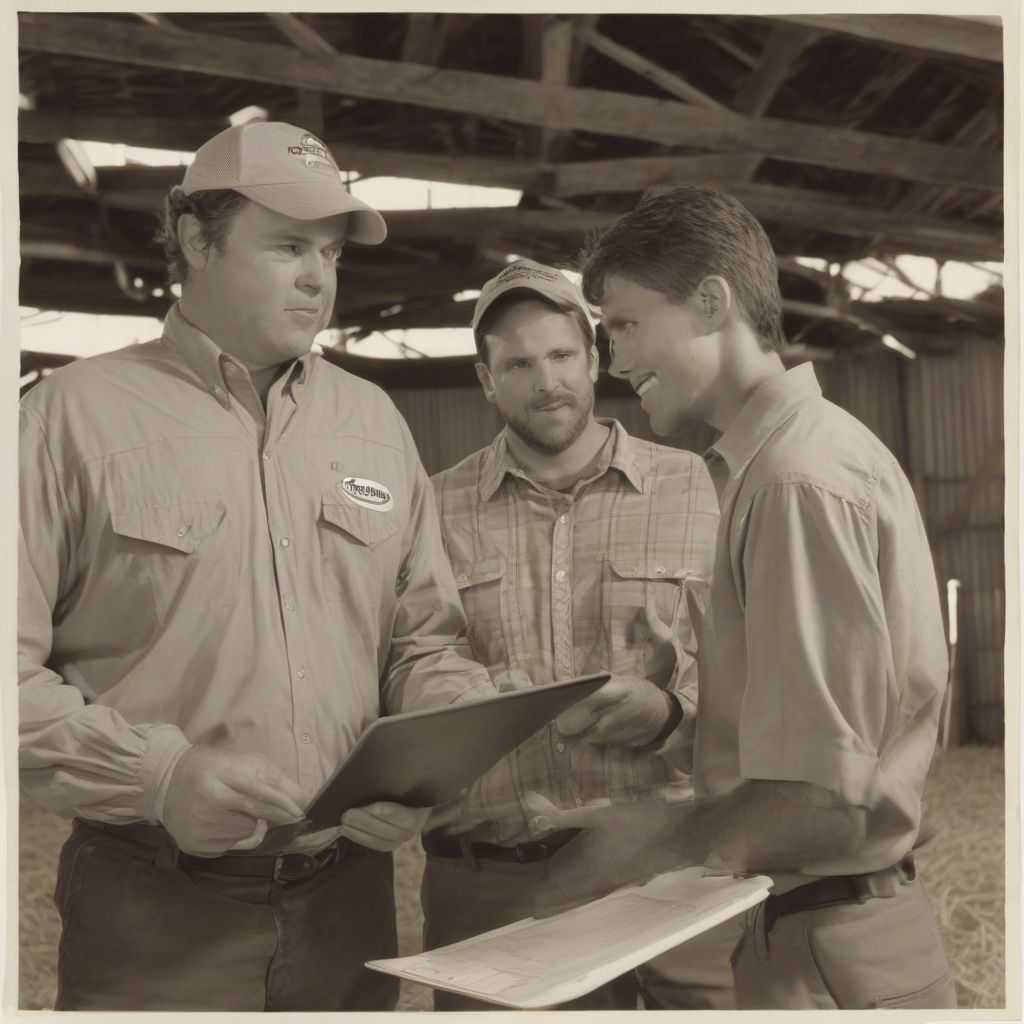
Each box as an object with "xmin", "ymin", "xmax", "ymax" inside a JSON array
[
  {"xmin": 339, "ymin": 802, "xmax": 432, "ymax": 852},
  {"xmin": 525, "ymin": 792, "xmax": 694, "ymax": 917},
  {"xmin": 555, "ymin": 675, "xmax": 674, "ymax": 747},
  {"xmin": 161, "ymin": 746, "xmax": 306, "ymax": 856}
]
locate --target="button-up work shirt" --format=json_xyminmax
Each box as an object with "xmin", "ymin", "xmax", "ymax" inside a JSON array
[
  {"xmin": 698, "ymin": 363, "xmax": 947, "ymax": 879},
  {"xmin": 19, "ymin": 305, "xmax": 493, "ymax": 832},
  {"xmin": 432, "ymin": 421, "xmax": 719, "ymax": 843}
]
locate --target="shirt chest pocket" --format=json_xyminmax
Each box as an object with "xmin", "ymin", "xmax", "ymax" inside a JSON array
[
  {"xmin": 602, "ymin": 556, "xmax": 690, "ymax": 679},
  {"xmin": 109, "ymin": 500, "xmax": 239, "ymax": 626},
  {"xmin": 319, "ymin": 492, "xmax": 404, "ymax": 607},
  {"xmin": 451, "ymin": 556, "xmax": 507, "ymax": 665}
]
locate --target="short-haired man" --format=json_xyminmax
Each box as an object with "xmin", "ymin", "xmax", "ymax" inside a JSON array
[
  {"xmin": 424, "ymin": 259, "xmax": 739, "ymax": 1010},
  {"xmin": 18, "ymin": 121, "xmax": 494, "ymax": 1011},
  {"xmin": 539, "ymin": 188, "xmax": 956, "ymax": 1010}
]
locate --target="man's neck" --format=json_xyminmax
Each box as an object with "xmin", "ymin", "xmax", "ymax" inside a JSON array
[
  {"xmin": 705, "ymin": 340, "xmax": 786, "ymax": 434},
  {"xmin": 505, "ymin": 417, "xmax": 612, "ymax": 492},
  {"xmin": 178, "ymin": 296, "xmax": 286, "ymax": 407}
]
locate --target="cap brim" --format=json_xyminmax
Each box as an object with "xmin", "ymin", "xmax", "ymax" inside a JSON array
[{"xmin": 234, "ymin": 181, "xmax": 387, "ymax": 245}]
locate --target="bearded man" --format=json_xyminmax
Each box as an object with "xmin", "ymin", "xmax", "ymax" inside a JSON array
[{"xmin": 421, "ymin": 260, "xmax": 738, "ymax": 1011}]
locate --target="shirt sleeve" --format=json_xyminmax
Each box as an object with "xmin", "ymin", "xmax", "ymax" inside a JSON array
[
  {"xmin": 665, "ymin": 460, "xmax": 719, "ymax": 718},
  {"xmin": 737, "ymin": 478, "xmax": 893, "ymax": 809},
  {"xmin": 18, "ymin": 401, "xmax": 192, "ymax": 823},
  {"xmin": 380, "ymin": 416, "xmax": 496, "ymax": 714}
]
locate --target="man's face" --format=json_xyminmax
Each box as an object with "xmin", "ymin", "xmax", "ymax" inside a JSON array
[
  {"xmin": 602, "ymin": 273, "xmax": 721, "ymax": 436},
  {"xmin": 192, "ymin": 201, "xmax": 348, "ymax": 369},
  {"xmin": 477, "ymin": 299, "xmax": 598, "ymax": 456}
]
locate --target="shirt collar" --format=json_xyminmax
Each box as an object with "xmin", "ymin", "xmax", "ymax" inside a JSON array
[
  {"xmin": 478, "ymin": 418, "xmax": 644, "ymax": 502},
  {"xmin": 161, "ymin": 303, "xmax": 314, "ymax": 407},
  {"xmin": 707, "ymin": 362, "xmax": 821, "ymax": 480}
]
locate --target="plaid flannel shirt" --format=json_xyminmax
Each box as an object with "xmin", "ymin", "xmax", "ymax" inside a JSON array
[{"xmin": 431, "ymin": 419, "xmax": 719, "ymax": 844}]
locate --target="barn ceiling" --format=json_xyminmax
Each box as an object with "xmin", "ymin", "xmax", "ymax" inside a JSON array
[{"xmin": 18, "ymin": 11, "xmax": 1004, "ymax": 378}]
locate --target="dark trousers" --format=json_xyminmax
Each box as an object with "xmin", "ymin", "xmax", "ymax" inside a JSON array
[{"xmin": 53, "ymin": 820, "xmax": 400, "ymax": 1011}]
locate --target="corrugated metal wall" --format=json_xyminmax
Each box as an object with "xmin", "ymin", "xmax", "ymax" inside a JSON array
[{"xmin": 390, "ymin": 345, "xmax": 1005, "ymax": 745}]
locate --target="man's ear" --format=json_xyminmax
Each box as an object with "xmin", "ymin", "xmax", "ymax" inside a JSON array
[
  {"xmin": 587, "ymin": 343, "xmax": 599, "ymax": 384},
  {"xmin": 475, "ymin": 360, "xmax": 498, "ymax": 405},
  {"xmin": 177, "ymin": 213, "xmax": 210, "ymax": 273},
  {"xmin": 696, "ymin": 275, "xmax": 731, "ymax": 331}
]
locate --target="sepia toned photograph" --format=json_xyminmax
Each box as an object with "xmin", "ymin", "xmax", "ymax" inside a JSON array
[{"xmin": 11, "ymin": 5, "xmax": 1014, "ymax": 1017}]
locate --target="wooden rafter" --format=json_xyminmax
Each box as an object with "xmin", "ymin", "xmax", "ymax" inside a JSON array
[
  {"xmin": 17, "ymin": 14, "xmax": 1001, "ymax": 191},
  {"xmin": 733, "ymin": 25, "xmax": 817, "ymax": 117},
  {"xmin": 775, "ymin": 14, "xmax": 1002, "ymax": 64},
  {"xmin": 20, "ymin": 192, "xmax": 1001, "ymax": 263},
  {"xmin": 264, "ymin": 13, "xmax": 340, "ymax": 60},
  {"xmin": 572, "ymin": 23, "xmax": 727, "ymax": 110}
]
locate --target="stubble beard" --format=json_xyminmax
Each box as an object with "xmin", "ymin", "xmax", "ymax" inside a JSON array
[{"xmin": 502, "ymin": 391, "xmax": 594, "ymax": 456}]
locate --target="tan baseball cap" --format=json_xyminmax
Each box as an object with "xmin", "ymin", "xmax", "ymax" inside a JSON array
[
  {"xmin": 182, "ymin": 121, "xmax": 387, "ymax": 245},
  {"xmin": 472, "ymin": 259, "xmax": 593, "ymax": 337}
]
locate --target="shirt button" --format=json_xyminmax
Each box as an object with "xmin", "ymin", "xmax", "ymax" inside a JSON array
[
  {"xmin": 280, "ymin": 537, "xmax": 290, "ymax": 548},
  {"xmin": 555, "ymin": 569, "xmax": 567, "ymax": 582},
  {"xmin": 559, "ymin": 514, "xmax": 567, "ymax": 524},
  {"xmin": 300, "ymin": 733, "xmax": 311, "ymax": 744},
  {"xmin": 284, "ymin": 601, "xmax": 294, "ymax": 611},
  {"xmin": 263, "ymin": 450, "xmax": 271, "ymax": 461},
  {"xmin": 176, "ymin": 526, "xmax": 188, "ymax": 537},
  {"xmin": 297, "ymin": 668, "xmax": 306, "ymax": 678},
  {"xmin": 655, "ymin": 565, "xmax": 666, "ymax": 575},
  {"xmin": 210, "ymin": 384, "xmax": 223, "ymax": 395},
  {"xmin": 555, "ymin": 742, "xmax": 566, "ymax": 753}
]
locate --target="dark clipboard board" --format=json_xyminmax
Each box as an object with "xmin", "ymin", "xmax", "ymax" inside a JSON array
[{"xmin": 258, "ymin": 672, "xmax": 609, "ymax": 852}]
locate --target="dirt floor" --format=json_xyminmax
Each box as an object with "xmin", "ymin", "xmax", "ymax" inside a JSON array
[{"xmin": 16, "ymin": 743, "xmax": 1006, "ymax": 1011}]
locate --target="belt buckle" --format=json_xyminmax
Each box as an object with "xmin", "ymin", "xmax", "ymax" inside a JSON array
[
  {"xmin": 274, "ymin": 853, "xmax": 318, "ymax": 882},
  {"xmin": 513, "ymin": 844, "xmax": 530, "ymax": 863}
]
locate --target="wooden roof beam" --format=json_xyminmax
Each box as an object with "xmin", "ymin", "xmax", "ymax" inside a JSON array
[
  {"xmin": 774, "ymin": 14, "xmax": 1002, "ymax": 64},
  {"xmin": 733, "ymin": 25, "xmax": 817, "ymax": 118},
  {"xmin": 21, "ymin": 190, "xmax": 1001, "ymax": 264},
  {"xmin": 538, "ymin": 15, "xmax": 576, "ymax": 161},
  {"xmin": 18, "ymin": 14, "xmax": 1001, "ymax": 191},
  {"xmin": 265, "ymin": 13, "xmax": 340, "ymax": 60},
  {"xmin": 573, "ymin": 23, "xmax": 727, "ymax": 110},
  {"xmin": 134, "ymin": 13, "xmax": 184, "ymax": 34}
]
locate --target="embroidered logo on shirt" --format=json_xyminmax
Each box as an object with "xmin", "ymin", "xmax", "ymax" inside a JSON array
[{"xmin": 338, "ymin": 477, "xmax": 394, "ymax": 512}]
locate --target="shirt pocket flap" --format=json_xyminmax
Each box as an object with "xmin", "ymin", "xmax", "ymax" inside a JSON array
[
  {"xmin": 608, "ymin": 557, "xmax": 690, "ymax": 581},
  {"xmin": 451, "ymin": 557, "xmax": 506, "ymax": 590},
  {"xmin": 321, "ymin": 494, "xmax": 402, "ymax": 548},
  {"xmin": 110, "ymin": 501, "xmax": 226, "ymax": 554}
]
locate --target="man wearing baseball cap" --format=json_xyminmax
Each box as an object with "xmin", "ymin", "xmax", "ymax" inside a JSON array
[
  {"xmin": 19, "ymin": 121, "xmax": 494, "ymax": 1010},
  {"xmin": 423, "ymin": 259, "xmax": 740, "ymax": 1010}
]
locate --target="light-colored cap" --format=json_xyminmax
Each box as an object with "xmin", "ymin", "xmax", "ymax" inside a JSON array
[
  {"xmin": 182, "ymin": 121, "xmax": 387, "ymax": 245},
  {"xmin": 471, "ymin": 258, "xmax": 593, "ymax": 337}
]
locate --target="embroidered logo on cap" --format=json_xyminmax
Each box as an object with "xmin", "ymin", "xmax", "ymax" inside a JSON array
[
  {"xmin": 338, "ymin": 477, "xmax": 394, "ymax": 511},
  {"xmin": 287, "ymin": 133, "xmax": 338, "ymax": 177},
  {"xmin": 494, "ymin": 264, "xmax": 562, "ymax": 286}
]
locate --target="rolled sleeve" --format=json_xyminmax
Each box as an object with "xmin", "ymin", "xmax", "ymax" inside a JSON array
[{"xmin": 738, "ymin": 480, "xmax": 892, "ymax": 809}]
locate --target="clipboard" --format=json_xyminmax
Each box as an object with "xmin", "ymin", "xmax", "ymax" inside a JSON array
[{"xmin": 258, "ymin": 671, "xmax": 609, "ymax": 851}]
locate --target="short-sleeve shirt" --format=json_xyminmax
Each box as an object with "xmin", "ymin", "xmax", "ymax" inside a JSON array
[{"xmin": 697, "ymin": 363, "xmax": 947, "ymax": 878}]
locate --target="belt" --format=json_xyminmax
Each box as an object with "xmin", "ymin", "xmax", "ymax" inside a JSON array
[
  {"xmin": 76, "ymin": 819, "xmax": 355, "ymax": 883},
  {"xmin": 422, "ymin": 828, "xmax": 581, "ymax": 864},
  {"xmin": 762, "ymin": 854, "xmax": 916, "ymax": 936}
]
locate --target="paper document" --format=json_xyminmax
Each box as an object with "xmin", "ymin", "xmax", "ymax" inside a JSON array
[{"xmin": 367, "ymin": 866, "xmax": 771, "ymax": 1008}]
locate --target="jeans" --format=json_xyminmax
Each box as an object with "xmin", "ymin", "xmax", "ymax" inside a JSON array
[{"xmin": 53, "ymin": 820, "xmax": 400, "ymax": 1011}]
